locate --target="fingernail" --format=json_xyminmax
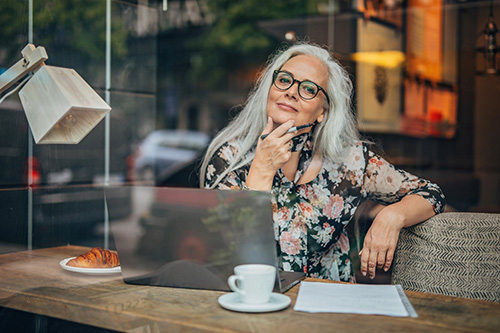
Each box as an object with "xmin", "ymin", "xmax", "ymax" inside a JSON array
[
  {"xmin": 362, "ymin": 271, "xmax": 366, "ymax": 276},
  {"xmin": 384, "ymin": 267, "xmax": 389, "ymax": 272}
]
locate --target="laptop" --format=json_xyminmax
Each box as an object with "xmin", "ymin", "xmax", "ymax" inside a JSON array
[{"xmin": 104, "ymin": 186, "xmax": 304, "ymax": 293}]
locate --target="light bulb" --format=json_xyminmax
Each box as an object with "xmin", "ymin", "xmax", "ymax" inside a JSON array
[{"xmin": 59, "ymin": 112, "xmax": 78, "ymax": 128}]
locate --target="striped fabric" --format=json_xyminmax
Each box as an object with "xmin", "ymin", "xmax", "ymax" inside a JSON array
[{"xmin": 391, "ymin": 212, "xmax": 500, "ymax": 302}]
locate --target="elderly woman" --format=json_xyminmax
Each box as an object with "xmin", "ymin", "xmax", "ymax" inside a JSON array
[{"xmin": 200, "ymin": 42, "xmax": 445, "ymax": 282}]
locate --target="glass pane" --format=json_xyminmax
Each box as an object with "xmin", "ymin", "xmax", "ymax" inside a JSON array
[
  {"xmin": 0, "ymin": 188, "xmax": 28, "ymax": 254},
  {"xmin": 28, "ymin": 185, "xmax": 130, "ymax": 249}
]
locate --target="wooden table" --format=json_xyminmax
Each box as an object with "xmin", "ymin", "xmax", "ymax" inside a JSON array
[{"xmin": 0, "ymin": 245, "xmax": 499, "ymax": 332}]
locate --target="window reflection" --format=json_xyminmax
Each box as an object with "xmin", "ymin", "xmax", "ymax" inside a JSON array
[{"xmin": 133, "ymin": 130, "xmax": 210, "ymax": 185}]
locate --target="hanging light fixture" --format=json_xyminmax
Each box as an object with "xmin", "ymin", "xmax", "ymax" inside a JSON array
[
  {"xmin": 0, "ymin": 44, "xmax": 111, "ymax": 144},
  {"xmin": 477, "ymin": 0, "xmax": 500, "ymax": 74}
]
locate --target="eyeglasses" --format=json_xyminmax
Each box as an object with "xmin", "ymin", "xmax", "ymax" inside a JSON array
[{"xmin": 273, "ymin": 70, "xmax": 330, "ymax": 105}]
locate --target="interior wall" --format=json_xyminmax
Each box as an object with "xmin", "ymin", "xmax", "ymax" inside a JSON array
[
  {"xmin": 474, "ymin": 76, "xmax": 500, "ymax": 209},
  {"xmin": 356, "ymin": 2, "xmax": 500, "ymax": 212},
  {"xmin": 473, "ymin": 2, "xmax": 500, "ymax": 211}
]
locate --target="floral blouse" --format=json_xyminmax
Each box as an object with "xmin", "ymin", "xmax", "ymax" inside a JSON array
[{"xmin": 203, "ymin": 132, "xmax": 446, "ymax": 282}]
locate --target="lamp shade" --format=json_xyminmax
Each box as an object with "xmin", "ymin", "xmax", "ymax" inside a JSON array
[{"xmin": 19, "ymin": 65, "xmax": 111, "ymax": 144}]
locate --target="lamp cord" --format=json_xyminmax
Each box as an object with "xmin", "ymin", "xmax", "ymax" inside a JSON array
[{"xmin": 0, "ymin": 73, "xmax": 33, "ymax": 104}]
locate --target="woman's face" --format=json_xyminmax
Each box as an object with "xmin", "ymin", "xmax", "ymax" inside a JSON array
[{"xmin": 266, "ymin": 54, "xmax": 328, "ymax": 129}]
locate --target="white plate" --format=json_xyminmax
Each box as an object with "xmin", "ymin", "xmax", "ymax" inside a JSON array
[
  {"xmin": 59, "ymin": 257, "xmax": 121, "ymax": 275},
  {"xmin": 218, "ymin": 292, "xmax": 291, "ymax": 313}
]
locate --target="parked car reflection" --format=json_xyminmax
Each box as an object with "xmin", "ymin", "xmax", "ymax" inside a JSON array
[{"xmin": 134, "ymin": 130, "xmax": 210, "ymax": 185}]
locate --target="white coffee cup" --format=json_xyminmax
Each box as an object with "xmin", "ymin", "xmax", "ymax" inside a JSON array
[{"xmin": 227, "ymin": 264, "xmax": 276, "ymax": 304}]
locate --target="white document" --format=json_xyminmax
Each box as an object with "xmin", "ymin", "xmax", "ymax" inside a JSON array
[{"xmin": 294, "ymin": 281, "xmax": 417, "ymax": 317}]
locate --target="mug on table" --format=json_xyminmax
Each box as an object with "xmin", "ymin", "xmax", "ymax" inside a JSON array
[{"xmin": 227, "ymin": 264, "xmax": 276, "ymax": 304}]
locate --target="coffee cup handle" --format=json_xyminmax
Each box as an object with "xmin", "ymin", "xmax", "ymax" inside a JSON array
[{"xmin": 228, "ymin": 275, "xmax": 245, "ymax": 296}]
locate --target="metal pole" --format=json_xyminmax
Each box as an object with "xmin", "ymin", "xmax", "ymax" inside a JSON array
[
  {"xmin": 104, "ymin": 0, "xmax": 111, "ymax": 249},
  {"xmin": 27, "ymin": 0, "xmax": 34, "ymax": 251},
  {"xmin": 328, "ymin": 0, "xmax": 335, "ymax": 50}
]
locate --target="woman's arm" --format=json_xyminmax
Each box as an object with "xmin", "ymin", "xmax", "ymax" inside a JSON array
[
  {"xmin": 359, "ymin": 149, "xmax": 446, "ymax": 279},
  {"xmin": 359, "ymin": 194, "xmax": 435, "ymax": 279}
]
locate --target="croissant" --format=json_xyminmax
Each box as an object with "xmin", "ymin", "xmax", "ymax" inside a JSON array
[{"xmin": 67, "ymin": 247, "xmax": 120, "ymax": 268}]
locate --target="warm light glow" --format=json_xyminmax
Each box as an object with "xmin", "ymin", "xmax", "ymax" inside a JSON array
[
  {"xmin": 59, "ymin": 113, "xmax": 78, "ymax": 128},
  {"xmin": 351, "ymin": 51, "xmax": 406, "ymax": 68},
  {"xmin": 285, "ymin": 31, "xmax": 296, "ymax": 42}
]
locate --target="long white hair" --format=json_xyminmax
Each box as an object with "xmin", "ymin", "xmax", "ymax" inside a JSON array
[{"xmin": 200, "ymin": 42, "xmax": 359, "ymax": 188}]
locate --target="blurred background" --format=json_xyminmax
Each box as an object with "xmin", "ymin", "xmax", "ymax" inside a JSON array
[{"xmin": 0, "ymin": 0, "xmax": 499, "ymax": 258}]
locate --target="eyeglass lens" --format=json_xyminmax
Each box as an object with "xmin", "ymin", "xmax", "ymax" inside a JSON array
[{"xmin": 274, "ymin": 71, "xmax": 319, "ymax": 100}]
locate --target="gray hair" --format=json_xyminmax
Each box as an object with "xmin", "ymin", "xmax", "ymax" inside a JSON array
[{"xmin": 200, "ymin": 42, "xmax": 359, "ymax": 188}]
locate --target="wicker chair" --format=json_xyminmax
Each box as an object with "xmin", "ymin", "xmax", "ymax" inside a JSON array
[{"xmin": 391, "ymin": 212, "xmax": 500, "ymax": 302}]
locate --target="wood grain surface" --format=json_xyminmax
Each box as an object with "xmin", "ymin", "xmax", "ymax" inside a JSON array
[{"xmin": 1, "ymin": 246, "xmax": 499, "ymax": 332}]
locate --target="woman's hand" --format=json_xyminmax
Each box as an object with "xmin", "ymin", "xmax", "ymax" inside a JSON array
[
  {"xmin": 245, "ymin": 117, "xmax": 297, "ymax": 190},
  {"xmin": 359, "ymin": 207, "xmax": 404, "ymax": 279},
  {"xmin": 359, "ymin": 195, "xmax": 436, "ymax": 279},
  {"xmin": 255, "ymin": 117, "xmax": 297, "ymax": 171}
]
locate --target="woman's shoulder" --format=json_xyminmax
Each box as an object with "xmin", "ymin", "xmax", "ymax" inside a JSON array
[
  {"xmin": 220, "ymin": 137, "xmax": 244, "ymax": 152},
  {"xmin": 342, "ymin": 141, "xmax": 369, "ymax": 169},
  {"xmin": 339, "ymin": 140, "xmax": 369, "ymax": 159},
  {"xmin": 211, "ymin": 137, "xmax": 244, "ymax": 163},
  {"xmin": 349, "ymin": 140, "xmax": 367, "ymax": 152},
  {"xmin": 322, "ymin": 141, "xmax": 367, "ymax": 170},
  {"xmin": 347, "ymin": 140, "xmax": 382, "ymax": 157}
]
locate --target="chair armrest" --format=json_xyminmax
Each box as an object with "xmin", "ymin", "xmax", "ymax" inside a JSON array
[{"xmin": 392, "ymin": 212, "xmax": 500, "ymax": 302}]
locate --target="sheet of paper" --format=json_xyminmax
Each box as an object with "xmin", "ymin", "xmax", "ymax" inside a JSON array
[{"xmin": 294, "ymin": 281, "xmax": 417, "ymax": 317}]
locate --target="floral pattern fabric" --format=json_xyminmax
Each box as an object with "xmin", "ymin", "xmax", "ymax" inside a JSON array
[{"xmin": 203, "ymin": 133, "xmax": 446, "ymax": 282}]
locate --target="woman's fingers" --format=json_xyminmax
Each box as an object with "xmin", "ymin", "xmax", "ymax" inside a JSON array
[
  {"xmin": 259, "ymin": 117, "xmax": 275, "ymax": 140},
  {"xmin": 260, "ymin": 119, "xmax": 295, "ymax": 142},
  {"xmin": 368, "ymin": 250, "xmax": 379, "ymax": 279},
  {"xmin": 254, "ymin": 119, "xmax": 295, "ymax": 172},
  {"xmin": 360, "ymin": 243, "xmax": 397, "ymax": 278},
  {"xmin": 360, "ymin": 234, "xmax": 390, "ymax": 279},
  {"xmin": 360, "ymin": 249, "xmax": 369, "ymax": 277},
  {"xmin": 377, "ymin": 252, "xmax": 386, "ymax": 270},
  {"xmin": 384, "ymin": 247, "xmax": 395, "ymax": 272},
  {"xmin": 360, "ymin": 248, "xmax": 383, "ymax": 279}
]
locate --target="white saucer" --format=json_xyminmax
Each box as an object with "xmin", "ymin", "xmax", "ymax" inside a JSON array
[
  {"xmin": 218, "ymin": 292, "xmax": 291, "ymax": 313},
  {"xmin": 60, "ymin": 257, "xmax": 121, "ymax": 275}
]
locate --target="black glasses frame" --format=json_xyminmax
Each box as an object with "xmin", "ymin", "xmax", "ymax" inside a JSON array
[{"xmin": 273, "ymin": 70, "xmax": 330, "ymax": 105}]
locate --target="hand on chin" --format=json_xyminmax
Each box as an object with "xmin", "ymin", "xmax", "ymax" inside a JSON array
[{"xmin": 268, "ymin": 112, "xmax": 297, "ymax": 129}]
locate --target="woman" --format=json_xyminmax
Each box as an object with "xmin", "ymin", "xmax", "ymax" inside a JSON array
[{"xmin": 200, "ymin": 42, "xmax": 445, "ymax": 282}]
